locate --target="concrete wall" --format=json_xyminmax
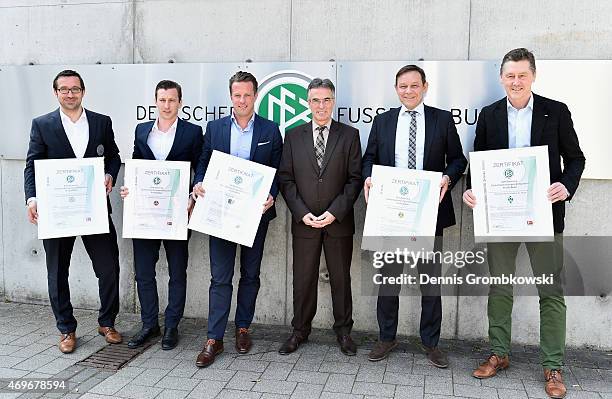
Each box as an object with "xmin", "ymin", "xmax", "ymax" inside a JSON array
[{"xmin": 1, "ymin": 0, "xmax": 610, "ymax": 349}]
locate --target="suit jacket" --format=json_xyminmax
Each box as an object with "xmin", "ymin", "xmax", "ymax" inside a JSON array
[
  {"xmin": 468, "ymin": 94, "xmax": 585, "ymax": 233},
  {"xmin": 132, "ymin": 118, "xmax": 203, "ymax": 188},
  {"xmin": 278, "ymin": 120, "xmax": 362, "ymax": 238},
  {"xmin": 194, "ymin": 113, "xmax": 283, "ymax": 222},
  {"xmin": 362, "ymin": 105, "xmax": 468, "ymax": 230},
  {"xmin": 24, "ymin": 108, "xmax": 121, "ymax": 211}
]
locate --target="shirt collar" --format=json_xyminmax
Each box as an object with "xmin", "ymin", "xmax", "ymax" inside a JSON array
[
  {"xmin": 400, "ymin": 101, "xmax": 425, "ymax": 115},
  {"xmin": 313, "ymin": 119, "xmax": 332, "ymax": 134},
  {"xmin": 60, "ymin": 107, "xmax": 87, "ymax": 124},
  {"xmin": 231, "ymin": 112, "xmax": 255, "ymax": 132},
  {"xmin": 507, "ymin": 95, "xmax": 533, "ymax": 112},
  {"xmin": 154, "ymin": 117, "xmax": 178, "ymax": 133}
]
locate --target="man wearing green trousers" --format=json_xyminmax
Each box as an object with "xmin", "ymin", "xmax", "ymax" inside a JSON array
[{"xmin": 463, "ymin": 48, "xmax": 585, "ymax": 399}]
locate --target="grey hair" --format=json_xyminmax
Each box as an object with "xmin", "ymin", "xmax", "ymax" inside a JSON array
[{"xmin": 307, "ymin": 78, "xmax": 335, "ymax": 96}]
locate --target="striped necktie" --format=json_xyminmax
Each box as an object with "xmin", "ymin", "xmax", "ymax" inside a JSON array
[
  {"xmin": 315, "ymin": 125, "xmax": 326, "ymax": 168},
  {"xmin": 408, "ymin": 110, "xmax": 417, "ymax": 169}
]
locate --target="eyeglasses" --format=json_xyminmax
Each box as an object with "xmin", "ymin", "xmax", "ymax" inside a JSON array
[
  {"xmin": 57, "ymin": 87, "xmax": 83, "ymax": 94},
  {"xmin": 309, "ymin": 97, "xmax": 334, "ymax": 106}
]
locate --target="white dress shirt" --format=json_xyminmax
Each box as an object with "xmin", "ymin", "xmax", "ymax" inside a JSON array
[
  {"xmin": 147, "ymin": 118, "xmax": 178, "ymax": 160},
  {"xmin": 312, "ymin": 120, "xmax": 332, "ymax": 149},
  {"xmin": 60, "ymin": 108, "xmax": 89, "ymax": 158},
  {"xmin": 507, "ymin": 95, "xmax": 533, "ymax": 149},
  {"xmin": 395, "ymin": 102, "xmax": 425, "ymax": 170}
]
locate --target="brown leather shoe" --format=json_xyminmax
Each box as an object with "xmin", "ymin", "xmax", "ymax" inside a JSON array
[
  {"xmin": 367, "ymin": 340, "xmax": 397, "ymax": 362},
  {"xmin": 59, "ymin": 332, "xmax": 76, "ymax": 353},
  {"xmin": 472, "ymin": 354, "xmax": 510, "ymax": 379},
  {"xmin": 278, "ymin": 333, "xmax": 307, "ymax": 355},
  {"xmin": 196, "ymin": 339, "xmax": 224, "ymax": 368},
  {"xmin": 235, "ymin": 328, "xmax": 252, "ymax": 354},
  {"xmin": 544, "ymin": 369, "xmax": 567, "ymax": 398},
  {"xmin": 423, "ymin": 345, "xmax": 449, "ymax": 368},
  {"xmin": 98, "ymin": 326, "xmax": 123, "ymax": 344},
  {"xmin": 337, "ymin": 335, "xmax": 357, "ymax": 356}
]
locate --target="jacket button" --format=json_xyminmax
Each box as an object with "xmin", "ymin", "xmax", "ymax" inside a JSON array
[{"xmin": 318, "ymin": 178, "xmax": 323, "ymax": 183}]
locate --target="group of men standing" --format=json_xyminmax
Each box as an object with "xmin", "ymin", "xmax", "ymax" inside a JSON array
[{"xmin": 24, "ymin": 47, "xmax": 584, "ymax": 398}]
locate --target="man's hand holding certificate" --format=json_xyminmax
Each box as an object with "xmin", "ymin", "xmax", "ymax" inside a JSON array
[
  {"xmin": 468, "ymin": 146, "xmax": 554, "ymax": 242},
  {"xmin": 362, "ymin": 165, "xmax": 442, "ymax": 254},
  {"xmin": 188, "ymin": 151, "xmax": 275, "ymax": 247}
]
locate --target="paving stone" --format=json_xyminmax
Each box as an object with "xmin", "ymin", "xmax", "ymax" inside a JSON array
[
  {"xmin": 352, "ymin": 381, "xmax": 396, "ymax": 397},
  {"xmin": 192, "ymin": 367, "xmax": 236, "ymax": 381},
  {"xmin": 155, "ymin": 375, "xmax": 200, "ymax": 391},
  {"xmin": 521, "ymin": 380, "xmax": 549, "ymax": 399},
  {"xmin": 355, "ymin": 364, "xmax": 385, "ymax": 383},
  {"xmin": 72, "ymin": 376, "xmax": 106, "ymax": 395},
  {"xmin": 293, "ymin": 356, "xmax": 324, "ymax": 371},
  {"xmin": 186, "ymin": 379, "xmax": 226, "ymax": 398},
  {"xmin": 261, "ymin": 351, "xmax": 300, "ymax": 364},
  {"xmin": 217, "ymin": 389, "xmax": 263, "ymax": 399},
  {"xmin": 225, "ymin": 370, "xmax": 262, "ymax": 390},
  {"xmin": 228, "ymin": 358, "xmax": 269, "ymax": 372},
  {"xmin": 114, "ymin": 366, "xmax": 145, "ymax": 378},
  {"xmin": 158, "ymin": 388, "xmax": 190, "ymax": 399},
  {"xmin": 0, "ymin": 367, "xmax": 31, "ymax": 378},
  {"xmin": 383, "ymin": 372, "xmax": 425, "ymax": 386},
  {"xmin": 320, "ymin": 393, "xmax": 364, "ymax": 399},
  {"xmin": 424, "ymin": 375, "xmax": 453, "ymax": 395},
  {"xmin": 394, "ymin": 385, "xmax": 424, "ymax": 399},
  {"xmin": 453, "ymin": 383, "xmax": 499, "ymax": 398},
  {"xmin": 130, "ymin": 368, "xmax": 171, "ymax": 386},
  {"xmin": 576, "ymin": 378, "xmax": 612, "ymax": 392},
  {"xmin": 251, "ymin": 379, "xmax": 298, "ymax": 395},
  {"xmin": 324, "ymin": 373, "xmax": 356, "ymax": 393},
  {"xmin": 411, "ymin": 364, "xmax": 453, "ymax": 378},
  {"xmin": 291, "ymin": 382, "xmax": 324, "ymax": 398},
  {"xmin": 496, "ymin": 388, "xmax": 528, "ymax": 399},
  {"xmin": 114, "ymin": 383, "xmax": 163, "ymax": 399},
  {"xmin": 481, "ymin": 377, "xmax": 525, "ymax": 390},
  {"xmin": 12, "ymin": 354, "xmax": 57, "ymax": 371},
  {"xmin": 10, "ymin": 344, "xmax": 52, "ymax": 357},
  {"xmin": 88, "ymin": 376, "xmax": 132, "ymax": 396},
  {"xmin": 0, "ymin": 355, "xmax": 26, "ymax": 368},
  {"xmin": 261, "ymin": 361, "xmax": 293, "ymax": 380},
  {"xmin": 260, "ymin": 394, "xmax": 290, "ymax": 399},
  {"xmin": 562, "ymin": 391, "xmax": 603, "ymax": 399},
  {"xmin": 35, "ymin": 357, "xmax": 76, "ymax": 374},
  {"xmin": 452, "ymin": 370, "xmax": 482, "ymax": 386},
  {"xmin": 287, "ymin": 369, "xmax": 330, "ymax": 385},
  {"xmin": 319, "ymin": 361, "xmax": 359, "ymax": 375}
]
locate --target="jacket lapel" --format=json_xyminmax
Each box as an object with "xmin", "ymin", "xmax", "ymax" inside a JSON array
[
  {"xmin": 530, "ymin": 94, "xmax": 546, "ymax": 147},
  {"xmin": 249, "ymin": 114, "xmax": 263, "ymax": 161},
  {"xmin": 52, "ymin": 109, "xmax": 77, "ymax": 158},
  {"xmin": 319, "ymin": 120, "xmax": 341, "ymax": 176},
  {"xmin": 387, "ymin": 107, "xmax": 401, "ymax": 166},
  {"xmin": 222, "ymin": 117, "xmax": 231, "ymax": 154},
  {"xmin": 494, "ymin": 100, "xmax": 509, "ymax": 148},
  {"xmin": 83, "ymin": 109, "xmax": 97, "ymax": 157},
  {"xmin": 165, "ymin": 119, "xmax": 185, "ymax": 160},
  {"xmin": 423, "ymin": 105, "xmax": 435, "ymax": 168},
  {"xmin": 300, "ymin": 122, "xmax": 319, "ymax": 174}
]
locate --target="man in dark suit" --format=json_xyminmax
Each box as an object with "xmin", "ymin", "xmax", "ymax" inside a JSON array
[
  {"xmin": 362, "ymin": 65, "xmax": 467, "ymax": 367},
  {"xmin": 464, "ymin": 48, "xmax": 585, "ymax": 399},
  {"xmin": 278, "ymin": 78, "xmax": 362, "ymax": 356},
  {"xmin": 24, "ymin": 69, "xmax": 122, "ymax": 353},
  {"xmin": 192, "ymin": 71, "xmax": 282, "ymax": 367},
  {"xmin": 120, "ymin": 80, "xmax": 203, "ymax": 350}
]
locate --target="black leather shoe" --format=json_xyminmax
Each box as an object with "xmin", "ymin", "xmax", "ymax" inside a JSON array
[
  {"xmin": 161, "ymin": 327, "xmax": 179, "ymax": 350},
  {"xmin": 337, "ymin": 335, "xmax": 357, "ymax": 356},
  {"xmin": 278, "ymin": 333, "xmax": 307, "ymax": 355},
  {"xmin": 127, "ymin": 325, "xmax": 161, "ymax": 349}
]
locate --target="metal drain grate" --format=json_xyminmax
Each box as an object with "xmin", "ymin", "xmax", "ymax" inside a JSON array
[{"xmin": 76, "ymin": 339, "xmax": 157, "ymax": 370}]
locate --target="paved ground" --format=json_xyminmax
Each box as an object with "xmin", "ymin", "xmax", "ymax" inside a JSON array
[{"xmin": 0, "ymin": 302, "xmax": 610, "ymax": 399}]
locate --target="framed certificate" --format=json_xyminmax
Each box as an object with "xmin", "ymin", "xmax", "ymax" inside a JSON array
[
  {"xmin": 188, "ymin": 151, "xmax": 275, "ymax": 247},
  {"xmin": 35, "ymin": 157, "xmax": 109, "ymax": 239},
  {"xmin": 122, "ymin": 159, "xmax": 191, "ymax": 240},
  {"xmin": 362, "ymin": 165, "xmax": 442, "ymax": 255},
  {"xmin": 470, "ymin": 146, "xmax": 554, "ymax": 242}
]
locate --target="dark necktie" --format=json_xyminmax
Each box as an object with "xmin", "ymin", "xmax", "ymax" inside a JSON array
[
  {"xmin": 315, "ymin": 125, "xmax": 326, "ymax": 168},
  {"xmin": 408, "ymin": 110, "xmax": 417, "ymax": 169}
]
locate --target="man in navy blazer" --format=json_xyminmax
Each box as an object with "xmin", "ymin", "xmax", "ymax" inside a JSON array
[
  {"xmin": 193, "ymin": 71, "xmax": 282, "ymax": 368},
  {"xmin": 121, "ymin": 80, "xmax": 203, "ymax": 350},
  {"xmin": 362, "ymin": 65, "xmax": 467, "ymax": 367},
  {"xmin": 24, "ymin": 70, "xmax": 123, "ymax": 353}
]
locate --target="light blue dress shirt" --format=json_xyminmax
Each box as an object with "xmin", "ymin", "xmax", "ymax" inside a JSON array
[
  {"xmin": 507, "ymin": 95, "xmax": 533, "ymax": 149},
  {"xmin": 230, "ymin": 112, "xmax": 255, "ymax": 160}
]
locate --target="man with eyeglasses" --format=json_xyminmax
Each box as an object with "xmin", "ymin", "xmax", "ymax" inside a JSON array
[
  {"xmin": 278, "ymin": 78, "xmax": 362, "ymax": 355},
  {"xmin": 24, "ymin": 69, "xmax": 123, "ymax": 353},
  {"xmin": 362, "ymin": 65, "xmax": 467, "ymax": 368}
]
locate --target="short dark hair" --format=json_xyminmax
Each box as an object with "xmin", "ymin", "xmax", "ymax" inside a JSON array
[
  {"xmin": 307, "ymin": 78, "xmax": 335, "ymax": 96},
  {"xmin": 229, "ymin": 71, "xmax": 258, "ymax": 94},
  {"xmin": 155, "ymin": 80, "xmax": 182, "ymax": 101},
  {"xmin": 53, "ymin": 69, "xmax": 85, "ymax": 91},
  {"xmin": 500, "ymin": 48, "xmax": 536, "ymax": 75},
  {"xmin": 395, "ymin": 65, "xmax": 426, "ymax": 85}
]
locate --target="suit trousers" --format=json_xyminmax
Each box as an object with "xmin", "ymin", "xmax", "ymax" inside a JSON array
[
  {"xmin": 487, "ymin": 234, "xmax": 566, "ymax": 369},
  {"xmin": 291, "ymin": 230, "xmax": 354, "ymax": 337},
  {"xmin": 376, "ymin": 232, "xmax": 443, "ymax": 348},
  {"xmin": 133, "ymin": 238, "xmax": 189, "ymax": 329},
  {"xmin": 42, "ymin": 216, "xmax": 120, "ymax": 334},
  {"xmin": 207, "ymin": 220, "xmax": 269, "ymax": 340}
]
